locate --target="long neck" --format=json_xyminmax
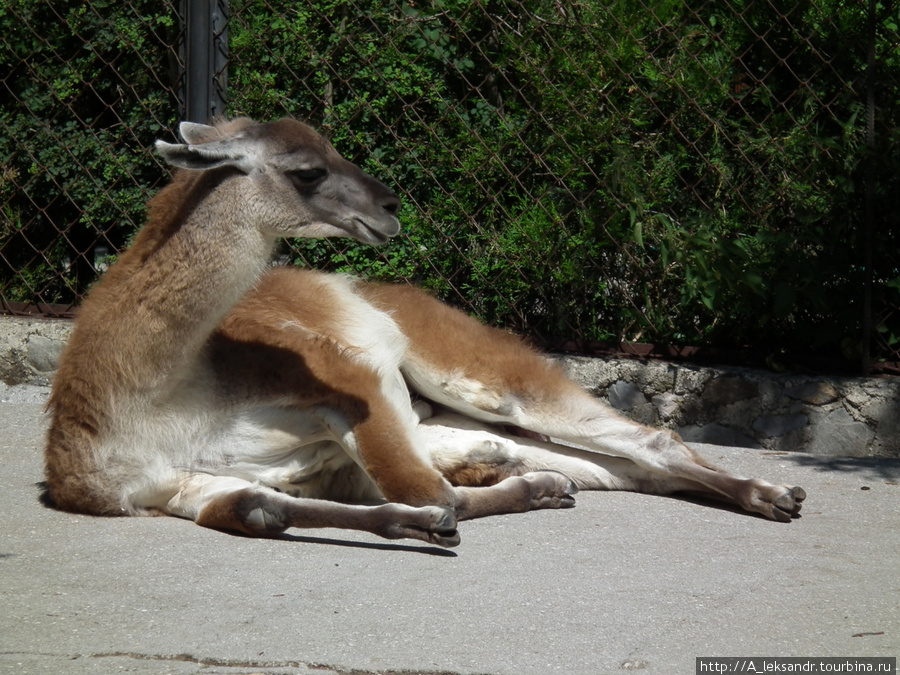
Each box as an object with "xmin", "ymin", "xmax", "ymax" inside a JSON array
[{"xmin": 59, "ymin": 172, "xmax": 274, "ymax": 397}]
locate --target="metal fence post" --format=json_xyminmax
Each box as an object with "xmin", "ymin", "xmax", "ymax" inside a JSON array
[
  {"xmin": 862, "ymin": 0, "xmax": 876, "ymax": 375},
  {"xmin": 180, "ymin": 0, "xmax": 229, "ymax": 123}
]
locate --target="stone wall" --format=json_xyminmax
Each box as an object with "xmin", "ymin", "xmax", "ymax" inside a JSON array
[
  {"xmin": 0, "ymin": 317, "xmax": 71, "ymax": 387},
  {"xmin": 2, "ymin": 316, "xmax": 897, "ymax": 457},
  {"xmin": 558, "ymin": 356, "xmax": 899, "ymax": 458}
]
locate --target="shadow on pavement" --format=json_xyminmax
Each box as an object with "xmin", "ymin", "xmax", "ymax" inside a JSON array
[{"xmin": 781, "ymin": 454, "xmax": 900, "ymax": 481}]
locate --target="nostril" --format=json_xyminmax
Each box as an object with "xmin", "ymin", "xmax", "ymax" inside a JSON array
[{"xmin": 382, "ymin": 195, "xmax": 401, "ymax": 215}]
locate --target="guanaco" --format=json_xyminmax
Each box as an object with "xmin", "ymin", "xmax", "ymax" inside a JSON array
[{"xmin": 45, "ymin": 117, "xmax": 805, "ymax": 547}]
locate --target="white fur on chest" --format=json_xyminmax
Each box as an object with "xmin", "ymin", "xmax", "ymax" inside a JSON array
[{"xmin": 118, "ymin": 279, "xmax": 419, "ymax": 510}]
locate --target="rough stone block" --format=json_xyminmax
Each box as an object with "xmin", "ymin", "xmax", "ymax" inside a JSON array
[
  {"xmin": 26, "ymin": 335, "xmax": 65, "ymax": 373},
  {"xmin": 807, "ymin": 407, "xmax": 876, "ymax": 457},
  {"xmin": 843, "ymin": 388, "xmax": 872, "ymax": 410},
  {"xmin": 1, "ymin": 316, "xmax": 896, "ymax": 457},
  {"xmin": 607, "ymin": 380, "xmax": 646, "ymax": 411},
  {"xmin": 651, "ymin": 392, "xmax": 681, "ymax": 420},
  {"xmin": 758, "ymin": 426, "xmax": 808, "ymax": 453},
  {"xmin": 752, "ymin": 413, "xmax": 809, "ymax": 438},
  {"xmin": 677, "ymin": 423, "xmax": 760, "ymax": 449},
  {"xmin": 631, "ymin": 401, "xmax": 659, "ymax": 426},
  {"xmin": 718, "ymin": 399, "xmax": 762, "ymax": 430},
  {"xmin": 1, "ymin": 318, "xmax": 73, "ymax": 385},
  {"xmin": 784, "ymin": 381, "xmax": 838, "ymax": 405},
  {"xmin": 631, "ymin": 362, "xmax": 677, "ymax": 395},
  {"xmin": 556, "ymin": 356, "xmax": 617, "ymax": 390},
  {"xmin": 671, "ymin": 365, "xmax": 711, "ymax": 395},
  {"xmin": 702, "ymin": 377, "xmax": 760, "ymax": 405},
  {"xmin": 858, "ymin": 397, "xmax": 900, "ymax": 456}
]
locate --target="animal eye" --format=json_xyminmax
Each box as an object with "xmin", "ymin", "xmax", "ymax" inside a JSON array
[{"xmin": 288, "ymin": 168, "xmax": 326, "ymax": 185}]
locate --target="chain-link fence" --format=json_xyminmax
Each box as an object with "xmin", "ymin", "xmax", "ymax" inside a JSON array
[{"xmin": 2, "ymin": 1, "xmax": 898, "ymax": 374}]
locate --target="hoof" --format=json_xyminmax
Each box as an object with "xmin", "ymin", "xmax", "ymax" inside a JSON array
[
  {"xmin": 524, "ymin": 471, "xmax": 578, "ymax": 509},
  {"xmin": 745, "ymin": 481, "xmax": 806, "ymax": 522},
  {"xmin": 381, "ymin": 504, "xmax": 461, "ymax": 548}
]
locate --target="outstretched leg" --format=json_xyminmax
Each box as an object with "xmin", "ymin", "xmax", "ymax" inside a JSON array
[
  {"xmin": 418, "ymin": 409, "xmax": 705, "ymax": 495},
  {"xmin": 166, "ymin": 473, "xmax": 462, "ymax": 547},
  {"xmin": 359, "ymin": 283, "xmax": 805, "ymax": 522}
]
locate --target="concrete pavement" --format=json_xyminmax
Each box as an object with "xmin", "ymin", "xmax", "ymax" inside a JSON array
[{"xmin": 1, "ymin": 386, "xmax": 898, "ymax": 674}]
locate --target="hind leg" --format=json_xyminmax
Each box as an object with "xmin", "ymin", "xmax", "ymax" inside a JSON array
[
  {"xmin": 420, "ymin": 372, "xmax": 805, "ymax": 522},
  {"xmin": 359, "ymin": 283, "xmax": 805, "ymax": 522},
  {"xmin": 420, "ymin": 411, "xmax": 711, "ymax": 498}
]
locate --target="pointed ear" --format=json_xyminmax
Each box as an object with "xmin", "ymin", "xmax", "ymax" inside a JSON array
[
  {"xmin": 154, "ymin": 135, "xmax": 259, "ymax": 173},
  {"xmin": 154, "ymin": 140, "xmax": 230, "ymax": 171}
]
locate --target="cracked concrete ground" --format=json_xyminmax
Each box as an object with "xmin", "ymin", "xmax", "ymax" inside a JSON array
[{"xmin": 2, "ymin": 388, "xmax": 898, "ymax": 675}]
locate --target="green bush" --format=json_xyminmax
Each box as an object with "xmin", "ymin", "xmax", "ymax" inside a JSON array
[
  {"xmin": 2, "ymin": 0, "xmax": 898, "ymax": 369},
  {"xmin": 227, "ymin": 0, "xmax": 899, "ymax": 367},
  {"xmin": 0, "ymin": 0, "xmax": 177, "ymax": 303}
]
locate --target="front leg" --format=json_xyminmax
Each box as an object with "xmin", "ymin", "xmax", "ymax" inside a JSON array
[
  {"xmin": 331, "ymin": 401, "xmax": 580, "ymax": 523},
  {"xmin": 166, "ymin": 473, "xmax": 462, "ymax": 547}
]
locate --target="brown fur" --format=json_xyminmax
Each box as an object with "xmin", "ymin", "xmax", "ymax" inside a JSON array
[
  {"xmin": 359, "ymin": 282, "xmax": 573, "ymax": 402},
  {"xmin": 44, "ymin": 117, "xmax": 804, "ymax": 548}
]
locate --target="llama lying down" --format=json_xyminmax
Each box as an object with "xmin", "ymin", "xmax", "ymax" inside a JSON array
[{"xmin": 44, "ymin": 117, "xmax": 805, "ymax": 547}]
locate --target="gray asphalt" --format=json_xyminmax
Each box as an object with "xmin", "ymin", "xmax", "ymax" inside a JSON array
[{"xmin": 1, "ymin": 385, "xmax": 898, "ymax": 675}]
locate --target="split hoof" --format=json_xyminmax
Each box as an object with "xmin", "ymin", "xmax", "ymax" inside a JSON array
[
  {"xmin": 381, "ymin": 504, "xmax": 461, "ymax": 548},
  {"xmin": 744, "ymin": 481, "xmax": 806, "ymax": 522},
  {"xmin": 523, "ymin": 471, "xmax": 579, "ymax": 510}
]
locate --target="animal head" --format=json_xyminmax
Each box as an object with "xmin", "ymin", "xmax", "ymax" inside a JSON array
[{"xmin": 155, "ymin": 117, "xmax": 401, "ymax": 245}]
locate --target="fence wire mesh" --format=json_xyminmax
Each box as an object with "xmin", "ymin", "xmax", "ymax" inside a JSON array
[{"xmin": 2, "ymin": 0, "xmax": 898, "ymax": 374}]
